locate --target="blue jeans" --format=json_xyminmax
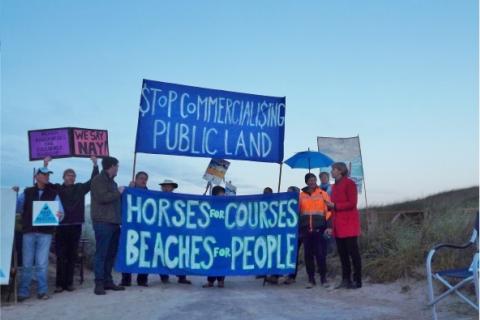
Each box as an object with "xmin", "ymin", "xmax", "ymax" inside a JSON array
[
  {"xmin": 19, "ymin": 233, "xmax": 53, "ymax": 297},
  {"xmin": 93, "ymin": 223, "xmax": 120, "ymax": 285}
]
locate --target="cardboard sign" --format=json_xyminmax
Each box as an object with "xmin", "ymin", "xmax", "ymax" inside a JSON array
[
  {"xmin": 28, "ymin": 127, "xmax": 109, "ymax": 160},
  {"xmin": 0, "ymin": 189, "xmax": 17, "ymax": 285},
  {"xmin": 32, "ymin": 201, "xmax": 59, "ymax": 226},
  {"xmin": 203, "ymin": 159, "xmax": 231, "ymax": 185},
  {"xmin": 28, "ymin": 128, "xmax": 71, "ymax": 160},
  {"xmin": 72, "ymin": 128, "xmax": 109, "ymax": 157}
]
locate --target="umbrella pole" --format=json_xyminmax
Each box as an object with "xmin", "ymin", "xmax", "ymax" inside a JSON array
[{"xmin": 277, "ymin": 163, "xmax": 283, "ymax": 193}]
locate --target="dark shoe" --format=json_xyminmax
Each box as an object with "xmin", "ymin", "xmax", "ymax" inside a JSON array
[
  {"xmin": 351, "ymin": 281, "xmax": 362, "ymax": 289},
  {"xmin": 217, "ymin": 280, "xmax": 225, "ymax": 288},
  {"xmin": 178, "ymin": 278, "xmax": 192, "ymax": 285},
  {"xmin": 160, "ymin": 275, "xmax": 169, "ymax": 283},
  {"xmin": 202, "ymin": 282, "xmax": 214, "ymax": 288},
  {"xmin": 320, "ymin": 276, "xmax": 331, "ymax": 288},
  {"xmin": 137, "ymin": 282, "xmax": 149, "ymax": 287},
  {"xmin": 306, "ymin": 276, "xmax": 316, "ymax": 289},
  {"xmin": 265, "ymin": 276, "xmax": 279, "ymax": 285},
  {"xmin": 284, "ymin": 277, "xmax": 296, "ymax": 285},
  {"xmin": 335, "ymin": 279, "xmax": 353, "ymax": 289},
  {"xmin": 120, "ymin": 280, "xmax": 131, "ymax": 287},
  {"xmin": 17, "ymin": 296, "xmax": 29, "ymax": 302},
  {"xmin": 255, "ymin": 275, "xmax": 266, "ymax": 279},
  {"xmin": 37, "ymin": 293, "xmax": 50, "ymax": 300},
  {"xmin": 94, "ymin": 284, "xmax": 106, "ymax": 295},
  {"xmin": 104, "ymin": 283, "xmax": 125, "ymax": 291},
  {"xmin": 54, "ymin": 286, "xmax": 64, "ymax": 293},
  {"xmin": 65, "ymin": 286, "xmax": 76, "ymax": 292}
]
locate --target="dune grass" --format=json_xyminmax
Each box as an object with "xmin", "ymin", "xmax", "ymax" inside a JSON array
[{"xmin": 360, "ymin": 186, "xmax": 478, "ymax": 283}]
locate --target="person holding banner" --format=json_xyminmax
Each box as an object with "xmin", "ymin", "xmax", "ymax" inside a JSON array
[
  {"xmin": 202, "ymin": 185, "xmax": 227, "ymax": 288},
  {"xmin": 16, "ymin": 167, "xmax": 64, "ymax": 301},
  {"xmin": 42, "ymin": 156, "xmax": 100, "ymax": 293},
  {"xmin": 158, "ymin": 179, "xmax": 192, "ymax": 285},
  {"xmin": 121, "ymin": 171, "xmax": 150, "ymax": 287},
  {"xmin": 299, "ymin": 173, "xmax": 332, "ymax": 289},
  {"xmin": 90, "ymin": 156, "xmax": 126, "ymax": 295},
  {"xmin": 325, "ymin": 162, "xmax": 362, "ymax": 289},
  {"xmin": 283, "ymin": 186, "xmax": 302, "ymax": 285}
]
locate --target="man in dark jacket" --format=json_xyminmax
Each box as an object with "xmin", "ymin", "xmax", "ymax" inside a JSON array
[
  {"xmin": 43, "ymin": 156, "xmax": 99, "ymax": 293},
  {"xmin": 90, "ymin": 156, "xmax": 125, "ymax": 295},
  {"xmin": 16, "ymin": 167, "xmax": 64, "ymax": 302}
]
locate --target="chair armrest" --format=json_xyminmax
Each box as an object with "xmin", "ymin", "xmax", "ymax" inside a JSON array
[
  {"xmin": 433, "ymin": 242, "xmax": 474, "ymax": 251},
  {"xmin": 427, "ymin": 242, "xmax": 475, "ymax": 275}
]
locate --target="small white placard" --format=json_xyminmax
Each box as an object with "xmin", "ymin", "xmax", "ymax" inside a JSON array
[{"xmin": 32, "ymin": 201, "xmax": 59, "ymax": 226}]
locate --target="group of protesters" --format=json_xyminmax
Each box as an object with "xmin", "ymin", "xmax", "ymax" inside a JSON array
[{"xmin": 13, "ymin": 155, "xmax": 361, "ymax": 301}]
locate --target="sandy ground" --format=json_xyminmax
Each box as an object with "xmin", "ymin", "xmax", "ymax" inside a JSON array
[{"xmin": 1, "ymin": 268, "xmax": 477, "ymax": 320}]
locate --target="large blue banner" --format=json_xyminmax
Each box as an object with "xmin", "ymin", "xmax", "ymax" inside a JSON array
[
  {"xmin": 135, "ymin": 80, "xmax": 286, "ymax": 163},
  {"xmin": 116, "ymin": 188, "xmax": 299, "ymax": 276}
]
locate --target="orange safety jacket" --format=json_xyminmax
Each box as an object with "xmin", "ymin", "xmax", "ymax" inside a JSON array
[{"xmin": 299, "ymin": 186, "xmax": 332, "ymax": 232}]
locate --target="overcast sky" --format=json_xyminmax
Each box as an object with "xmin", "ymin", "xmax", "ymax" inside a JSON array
[{"xmin": 1, "ymin": 0, "xmax": 478, "ymax": 207}]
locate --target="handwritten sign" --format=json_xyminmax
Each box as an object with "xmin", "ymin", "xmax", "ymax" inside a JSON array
[
  {"xmin": 28, "ymin": 128, "xmax": 71, "ymax": 160},
  {"xmin": 135, "ymin": 80, "xmax": 286, "ymax": 163},
  {"xmin": 116, "ymin": 188, "xmax": 299, "ymax": 276},
  {"xmin": 28, "ymin": 127, "xmax": 109, "ymax": 160},
  {"xmin": 72, "ymin": 128, "xmax": 109, "ymax": 157}
]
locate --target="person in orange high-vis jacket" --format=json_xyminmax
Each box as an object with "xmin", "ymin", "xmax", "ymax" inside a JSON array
[{"xmin": 299, "ymin": 173, "xmax": 332, "ymax": 288}]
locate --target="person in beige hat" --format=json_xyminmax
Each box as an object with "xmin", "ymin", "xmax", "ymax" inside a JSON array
[{"xmin": 158, "ymin": 179, "xmax": 192, "ymax": 285}]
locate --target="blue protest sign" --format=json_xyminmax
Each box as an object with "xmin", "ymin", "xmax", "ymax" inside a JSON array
[
  {"xmin": 135, "ymin": 80, "xmax": 286, "ymax": 163},
  {"xmin": 116, "ymin": 188, "xmax": 299, "ymax": 276}
]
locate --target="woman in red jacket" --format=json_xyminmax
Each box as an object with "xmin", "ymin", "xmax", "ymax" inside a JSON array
[{"xmin": 325, "ymin": 162, "xmax": 362, "ymax": 289}]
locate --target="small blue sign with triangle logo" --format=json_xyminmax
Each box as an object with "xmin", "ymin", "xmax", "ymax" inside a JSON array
[{"xmin": 33, "ymin": 203, "xmax": 58, "ymax": 225}]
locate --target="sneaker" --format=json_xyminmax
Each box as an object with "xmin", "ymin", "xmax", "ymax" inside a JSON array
[
  {"xmin": 37, "ymin": 293, "xmax": 50, "ymax": 300},
  {"xmin": 104, "ymin": 283, "xmax": 125, "ymax": 291}
]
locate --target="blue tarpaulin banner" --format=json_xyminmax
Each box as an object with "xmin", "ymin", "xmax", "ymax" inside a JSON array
[
  {"xmin": 115, "ymin": 188, "xmax": 299, "ymax": 276},
  {"xmin": 135, "ymin": 80, "xmax": 286, "ymax": 163}
]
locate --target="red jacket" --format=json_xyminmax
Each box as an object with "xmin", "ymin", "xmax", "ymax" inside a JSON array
[{"xmin": 331, "ymin": 176, "xmax": 361, "ymax": 238}]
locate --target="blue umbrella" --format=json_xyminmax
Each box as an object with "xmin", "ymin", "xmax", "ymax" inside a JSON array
[{"xmin": 284, "ymin": 150, "xmax": 334, "ymax": 173}]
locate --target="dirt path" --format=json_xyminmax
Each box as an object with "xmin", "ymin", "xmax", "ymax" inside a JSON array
[{"xmin": 2, "ymin": 271, "xmax": 476, "ymax": 320}]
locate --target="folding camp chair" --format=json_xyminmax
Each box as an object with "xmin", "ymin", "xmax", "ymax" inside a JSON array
[{"xmin": 426, "ymin": 214, "xmax": 479, "ymax": 320}]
